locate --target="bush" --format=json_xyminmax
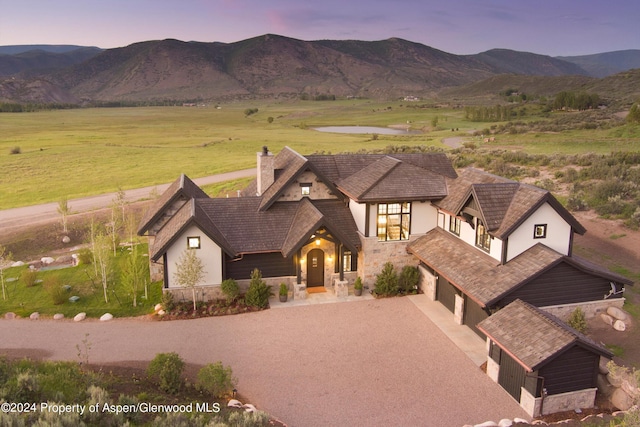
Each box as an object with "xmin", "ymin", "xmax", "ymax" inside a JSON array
[
  {"xmin": 398, "ymin": 266, "xmax": 420, "ymax": 294},
  {"xmin": 567, "ymin": 307, "xmax": 587, "ymax": 333},
  {"xmin": 244, "ymin": 269, "xmax": 272, "ymax": 309},
  {"xmin": 221, "ymin": 278, "xmax": 240, "ymax": 304},
  {"xmin": 77, "ymin": 248, "xmax": 93, "ymax": 265},
  {"xmin": 196, "ymin": 362, "xmax": 237, "ymax": 398},
  {"xmin": 9, "ymin": 146, "xmax": 21, "ymax": 155},
  {"xmin": 161, "ymin": 291, "xmax": 175, "ymax": 312},
  {"xmin": 373, "ymin": 262, "xmax": 399, "ymax": 296},
  {"xmin": 44, "ymin": 277, "xmax": 67, "ymax": 305},
  {"xmin": 353, "ymin": 277, "xmax": 363, "ymax": 291},
  {"xmin": 146, "ymin": 352, "xmax": 185, "ymax": 394},
  {"xmin": 21, "ymin": 268, "xmax": 38, "ymax": 287}
]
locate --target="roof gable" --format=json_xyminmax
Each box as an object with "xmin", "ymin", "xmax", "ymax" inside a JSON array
[{"xmin": 478, "ymin": 299, "xmax": 612, "ymax": 371}]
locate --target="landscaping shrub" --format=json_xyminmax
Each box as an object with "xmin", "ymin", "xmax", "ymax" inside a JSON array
[
  {"xmin": 161, "ymin": 290, "xmax": 175, "ymax": 312},
  {"xmin": 244, "ymin": 269, "xmax": 272, "ymax": 309},
  {"xmin": 9, "ymin": 146, "xmax": 21, "ymax": 155},
  {"xmin": 196, "ymin": 362, "xmax": 237, "ymax": 398},
  {"xmin": 146, "ymin": 352, "xmax": 185, "ymax": 394},
  {"xmin": 43, "ymin": 276, "xmax": 67, "ymax": 305},
  {"xmin": 567, "ymin": 307, "xmax": 587, "ymax": 333},
  {"xmin": 77, "ymin": 248, "xmax": 93, "ymax": 265},
  {"xmin": 373, "ymin": 262, "xmax": 399, "ymax": 296},
  {"xmin": 221, "ymin": 278, "xmax": 240, "ymax": 304},
  {"xmin": 20, "ymin": 268, "xmax": 38, "ymax": 287},
  {"xmin": 398, "ymin": 265, "xmax": 420, "ymax": 294}
]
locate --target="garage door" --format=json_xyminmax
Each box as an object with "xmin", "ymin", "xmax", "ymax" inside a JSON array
[
  {"xmin": 463, "ymin": 296, "xmax": 488, "ymax": 339},
  {"xmin": 436, "ymin": 276, "xmax": 457, "ymax": 313}
]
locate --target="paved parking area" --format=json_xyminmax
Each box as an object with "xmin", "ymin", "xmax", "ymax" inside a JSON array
[{"xmin": 0, "ymin": 297, "xmax": 529, "ymax": 426}]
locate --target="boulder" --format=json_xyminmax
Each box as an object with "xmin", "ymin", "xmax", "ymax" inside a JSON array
[
  {"xmin": 29, "ymin": 312, "xmax": 39, "ymax": 320},
  {"xmin": 56, "ymin": 255, "xmax": 73, "ymax": 263},
  {"xmin": 611, "ymin": 388, "xmax": 634, "ymax": 411},
  {"xmin": 597, "ymin": 375, "xmax": 614, "ymax": 396},
  {"xmin": 474, "ymin": 422, "xmax": 498, "ymax": 427},
  {"xmin": 613, "ymin": 320, "xmax": 626, "ymax": 331},
  {"xmin": 600, "ymin": 313, "xmax": 614, "ymax": 326},
  {"xmin": 154, "ymin": 303, "xmax": 163, "ymax": 312},
  {"xmin": 227, "ymin": 399, "xmax": 243, "ymax": 408},
  {"xmin": 599, "ymin": 358, "xmax": 610, "ymax": 375},
  {"xmin": 4, "ymin": 312, "xmax": 16, "ymax": 320},
  {"xmin": 10, "ymin": 261, "xmax": 24, "ymax": 267},
  {"xmin": 607, "ymin": 306, "xmax": 628, "ymax": 321},
  {"xmin": 513, "ymin": 419, "xmax": 529, "ymax": 425},
  {"xmin": 498, "ymin": 419, "xmax": 513, "ymax": 427},
  {"xmin": 41, "ymin": 257, "xmax": 55, "ymax": 265},
  {"xmin": 62, "ymin": 236, "xmax": 71, "ymax": 243},
  {"xmin": 158, "ymin": 310, "xmax": 166, "ymax": 316},
  {"xmin": 53, "ymin": 313, "xmax": 64, "ymax": 320},
  {"xmin": 242, "ymin": 403, "xmax": 257, "ymax": 413},
  {"xmin": 73, "ymin": 312, "xmax": 86, "ymax": 322},
  {"xmin": 100, "ymin": 313, "xmax": 113, "ymax": 322}
]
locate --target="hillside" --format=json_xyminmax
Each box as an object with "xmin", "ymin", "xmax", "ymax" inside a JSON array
[
  {"xmin": 558, "ymin": 50, "xmax": 640, "ymax": 78},
  {"xmin": 0, "ymin": 34, "xmax": 635, "ymax": 103}
]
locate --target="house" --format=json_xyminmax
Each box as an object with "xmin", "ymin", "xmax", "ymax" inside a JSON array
[
  {"xmin": 477, "ymin": 299, "xmax": 613, "ymax": 416},
  {"xmin": 138, "ymin": 145, "xmax": 632, "ymax": 415}
]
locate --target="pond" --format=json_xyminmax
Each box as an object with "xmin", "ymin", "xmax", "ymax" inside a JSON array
[{"xmin": 313, "ymin": 126, "xmax": 421, "ymax": 135}]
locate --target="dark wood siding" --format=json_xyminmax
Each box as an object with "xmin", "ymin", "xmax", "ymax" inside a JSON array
[
  {"xmin": 436, "ymin": 276, "xmax": 457, "ymax": 313},
  {"xmin": 498, "ymin": 351, "xmax": 527, "ymax": 402},
  {"xmin": 464, "ymin": 296, "xmax": 488, "ymax": 339},
  {"xmin": 539, "ymin": 345, "xmax": 600, "ymax": 395},
  {"xmin": 225, "ymin": 253, "xmax": 295, "ymax": 280},
  {"xmin": 499, "ymin": 262, "xmax": 624, "ymax": 308}
]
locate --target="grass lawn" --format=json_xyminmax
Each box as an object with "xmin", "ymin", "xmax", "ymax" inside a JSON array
[{"xmin": 0, "ymin": 244, "xmax": 162, "ymax": 318}]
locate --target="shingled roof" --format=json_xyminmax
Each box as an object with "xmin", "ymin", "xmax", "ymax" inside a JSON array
[
  {"xmin": 477, "ymin": 299, "xmax": 612, "ymax": 371},
  {"xmin": 138, "ymin": 174, "xmax": 209, "ymax": 235},
  {"xmin": 437, "ymin": 168, "xmax": 586, "ymax": 239}
]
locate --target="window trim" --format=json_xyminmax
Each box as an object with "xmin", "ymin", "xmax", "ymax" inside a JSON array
[
  {"xmin": 533, "ymin": 224, "xmax": 547, "ymax": 239},
  {"xmin": 377, "ymin": 202, "xmax": 412, "ymax": 242},
  {"xmin": 449, "ymin": 215, "xmax": 461, "ymax": 236},
  {"xmin": 300, "ymin": 182, "xmax": 312, "ymax": 196},
  {"xmin": 187, "ymin": 236, "xmax": 201, "ymax": 249}
]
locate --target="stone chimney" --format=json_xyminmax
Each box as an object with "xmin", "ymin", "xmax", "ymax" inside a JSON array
[{"xmin": 256, "ymin": 146, "xmax": 274, "ymax": 196}]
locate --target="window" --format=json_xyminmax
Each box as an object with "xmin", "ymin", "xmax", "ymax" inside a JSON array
[
  {"xmin": 475, "ymin": 220, "xmax": 491, "ymax": 252},
  {"xmin": 300, "ymin": 183, "xmax": 311, "ymax": 196},
  {"xmin": 449, "ymin": 216, "xmax": 461, "ymax": 236},
  {"xmin": 343, "ymin": 251, "xmax": 352, "ymax": 272},
  {"xmin": 377, "ymin": 202, "xmax": 411, "ymax": 241},
  {"xmin": 187, "ymin": 236, "xmax": 201, "ymax": 249},
  {"xmin": 534, "ymin": 224, "xmax": 547, "ymax": 239}
]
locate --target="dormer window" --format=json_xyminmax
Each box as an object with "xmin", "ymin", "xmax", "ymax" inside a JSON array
[
  {"xmin": 300, "ymin": 183, "xmax": 312, "ymax": 196},
  {"xmin": 449, "ymin": 216, "xmax": 461, "ymax": 236},
  {"xmin": 187, "ymin": 236, "xmax": 201, "ymax": 249},
  {"xmin": 534, "ymin": 224, "xmax": 547, "ymax": 239},
  {"xmin": 475, "ymin": 220, "xmax": 491, "ymax": 252}
]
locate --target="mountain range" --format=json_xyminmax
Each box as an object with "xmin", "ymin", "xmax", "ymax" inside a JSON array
[{"xmin": 1, "ymin": 34, "xmax": 639, "ymax": 104}]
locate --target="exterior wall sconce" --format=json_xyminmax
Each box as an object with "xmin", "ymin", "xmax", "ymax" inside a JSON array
[{"xmin": 316, "ymin": 239, "xmax": 321, "ymax": 246}]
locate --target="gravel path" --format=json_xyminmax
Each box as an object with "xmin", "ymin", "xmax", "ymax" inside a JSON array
[{"xmin": 0, "ymin": 297, "xmax": 529, "ymax": 426}]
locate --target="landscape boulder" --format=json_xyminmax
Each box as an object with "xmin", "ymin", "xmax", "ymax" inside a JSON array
[
  {"xmin": 73, "ymin": 312, "xmax": 86, "ymax": 322},
  {"xmin": 11, "ymin": 261, "xmax": 24, "ymax": 267},
  {"xmin": 154, "ymin": 303, "xmax": 163, "ymax": 312},
  {"xmin": 613, "ymin": 320, "xmax": 626, "ymax": 332},
  {"xmin": 53, "ymin": 313, "xmax": 64, "ymax": 320},
  {"xmin": 100, "ymin": 313, "xmax": 113, "ymax": 322},
  {"xmin": 600, "ymin": 313, "xmax": 614, "ymax": 326},
  {"xmin": 611, "ymin": 388, "xmax": 634, "ymax": 411},
  {"xmin": 607, "ymin": 306, "xmax": 628, "ymax": 321},
  {"xmin": 62, "ymin": 236, "xmax": 71, "ymax": 243},
  {"xmin": 41, "ymin": 257, "xmax": 55, "ymax": 265},
  {"xmin": 4, "ymin": 312, "xmax": 16, "ymax": 320},
  {"xmin": 29, "ymin": 312, "xmax": 39, "ymax": 320}
]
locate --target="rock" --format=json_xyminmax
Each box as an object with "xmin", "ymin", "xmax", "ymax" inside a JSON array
[
  {"xmin": 498, "ymin": 419, "xmax": 513, "ymax": 427},
  {"xmin": 53, "ymin": 313, "xmax": 64, "ymax": 320},
  {"xmin": 100, "ymin": 313, "xmax": 113, "ymax": 322},
  {"xmin": 154, "ymin": 303, "xmax": 163, "ymax": 312},
  {"xmin": 62, "ymin": 235, "xmax": 71, "ymax": 243},
  {"xmin": 41, "ymin": 257, "xmax": 55, "ymax": 265},
  {"xmin": 242, "ymin": 403, "xmax": 256, "ymax": 413},
  {"xmin": 227, "ymin": 399, "xmax": 243, "ymax": 408},
  {"xmin": 607, "ymin": 372, "xmax": 623, "ymax": 387},
  {"xmin": 611, "ymin": 388, "xmax": 634, "ymax": 411},
  {"xmin": 513, "ymin": 419, "xmax": 529, "ymax": 425},
  {"xmin": 10, "ymin": 261, "xmax": 24, "ymax": 267},
  {"xmin": 4, "ymin": 312, "xmax": 16, "ymax": 320},
  {"xmin": 597, "ymin": 374, "xmax": 615, "ymax": 396},
  {"xmin": 158, "ymin": 310, "xmax": 166, "ymax": 316},
  {"xmin": 613, "ymin": 320, "xmax": 626, "ymax": 331},
  {"xmin": 29, "ymin": 312, "xmax": 39, "ymax": 320},
  {"xmin": 56, "ymin": 255, "xmax": 72, "ymax": 263},
  {"xmin": 599, "ymin": 359, "xmax": 610, "ymax": 375},
  {"xmin": 607, "ymin": 306, "xmax": 628, "ymax": 321},
  {"xmin": 600, "ymin": 313, "xmax": 614, "ymax": 326},
  {"xmin": 73, "ymin": 312, "xmax": 86, "ymax": 322}
]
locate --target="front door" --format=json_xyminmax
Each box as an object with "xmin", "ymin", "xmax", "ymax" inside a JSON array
[{"xmin": 307, "ymin": 248, "xmax": 324, "ymax": 287}]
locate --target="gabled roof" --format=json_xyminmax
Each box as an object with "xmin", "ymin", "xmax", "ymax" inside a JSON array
[
  {"xmin": 437, "ymin": 168, "xmax": 586, "ymax": 238},
  {"xmin": 138, "ymin": 174, "xmax": 209, "ymax": 235},
  {"xmin": 477, "ymin": 299, "xmax": 612, "ymax": 372}
]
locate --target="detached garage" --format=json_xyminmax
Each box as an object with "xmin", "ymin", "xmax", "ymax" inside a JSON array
[{"xmin": 477, "ymin": 299, "xmax": 612, "ymax": 417}]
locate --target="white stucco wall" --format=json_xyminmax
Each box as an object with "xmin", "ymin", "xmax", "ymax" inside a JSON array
[
  {"xmin": 411, "ymin": 202, "xmax": 438, "ymax": 234},
  {"xmin": 440, "ymin": 213, "xmax": 503, "ymax": 262},
  {"xmin": 507, "ymin": 202, "xmax": 572, "ymax": 261},
  {"xmin": 348, "ymin": 200, "xmax": 368, "ymax": 235},
  {"xmin": 165, "ymin": 224, "xmax": 223, "ymax": 288}
]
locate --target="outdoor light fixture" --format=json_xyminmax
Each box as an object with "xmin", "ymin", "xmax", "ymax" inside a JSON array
[{"xmin": 316, "ymin": 239, "xmax": 321, "ymax": 246}]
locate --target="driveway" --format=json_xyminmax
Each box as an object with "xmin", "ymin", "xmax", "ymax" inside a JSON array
[{"xmin": 0, "ymin": 297, "xmax": 529, "ymax": 426}]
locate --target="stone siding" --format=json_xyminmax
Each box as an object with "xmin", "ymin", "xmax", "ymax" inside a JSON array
[
  {"xmin": 358, "ymin": 234, "xmax": 420, "ymax": 287},
  {"xmin": 520, "ymin": 387, "xmax": 597, "ymax": 417}
]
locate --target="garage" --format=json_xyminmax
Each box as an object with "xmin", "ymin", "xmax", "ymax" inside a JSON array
[
  {"xmin": 463, "ymin": 296, "xmax": 488, "ymax": 339},
  {"xmin": 436, "ymin": 276, "xmax": 458, "ymax": 313}
]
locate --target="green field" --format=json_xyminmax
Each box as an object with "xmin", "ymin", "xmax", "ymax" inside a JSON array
[{"xmin": 1, "ymin": 99, "xmax": 638, "ymax": 209}]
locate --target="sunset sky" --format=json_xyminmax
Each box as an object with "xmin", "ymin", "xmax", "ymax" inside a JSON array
[{"xmin": 1, "ymin": 0, "xmax": 638, "ymax": 56}]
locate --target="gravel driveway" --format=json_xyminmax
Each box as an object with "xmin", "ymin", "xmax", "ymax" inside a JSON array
[{"xmin": 0, "ymin": 297, "xmax": 529, "ymax": 426}]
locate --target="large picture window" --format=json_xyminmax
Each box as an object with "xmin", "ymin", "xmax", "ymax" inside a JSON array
[
  {"xmin": 475, "ymin": 220, "xmax": 491, "ymax": 252},
  {"xmin": 377, "ymin": 202, "xmax": 411, "ymax": 241}
]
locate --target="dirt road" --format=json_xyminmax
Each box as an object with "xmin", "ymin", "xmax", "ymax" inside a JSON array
[{"xmin": 0, "ymin": 169, "xmax": 256, "ymax": 233}]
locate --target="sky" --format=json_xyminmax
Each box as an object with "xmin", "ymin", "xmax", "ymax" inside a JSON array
[{"xmin": 1, "ymin": 0, "xmax": 638, "ymax": 57}]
